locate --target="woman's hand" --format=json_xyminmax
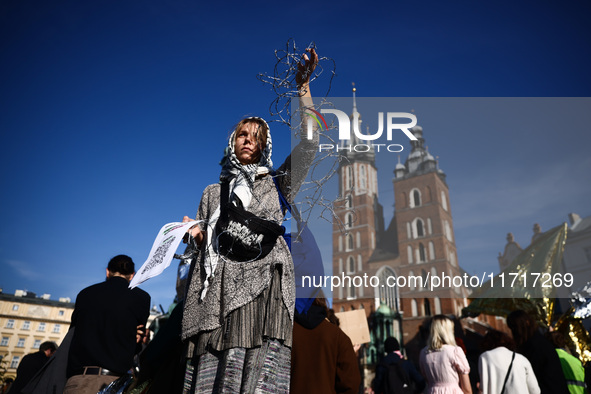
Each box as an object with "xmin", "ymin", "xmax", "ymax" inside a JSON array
[
  {"xmin": 183, "ymin": 215, "xmax": 204, "ymax": 246},
  {"xmin": 296, "ymin": 48, "xmax": 318, "ymax": 93}
]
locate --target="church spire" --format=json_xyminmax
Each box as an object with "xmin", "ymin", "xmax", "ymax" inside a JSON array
[
  {"xmin": 350, "ymin": 82, "xmax": 362, "ymax": 144},
  {"xmin": 339, "ymin": 83, "xmax": 375, "ymax": 164},
  {"xmin": 401, "ymin": 125, "xmax": 445, "ymax": 180},
  {"xmin": 352, "ymin": 82, "xmax": 358, "ymax": 115}
]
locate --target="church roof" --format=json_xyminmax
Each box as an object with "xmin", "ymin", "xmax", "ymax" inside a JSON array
[
  {"xmin": 394, "ymin": 125, "xmax": 446, "ymax": 183},
  {"xmin": 368, "ymin": 247, "xmax": 399, "ymax": 263},
  {"xmin": 375, "ymin": 302, "xmax": 394, "ymax": 316},
  {"xmin": 368, "ymin": 215, "xmax": 400, "ymax": 263}
]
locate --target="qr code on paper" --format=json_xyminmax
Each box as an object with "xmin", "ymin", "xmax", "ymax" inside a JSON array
[{"xmin": 141, "ymin": 236, "xmax": 174, "ymax": 274}]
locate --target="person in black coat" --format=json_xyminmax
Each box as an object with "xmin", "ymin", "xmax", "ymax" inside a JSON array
[
  {"xmin": 63, "ymin": 254, "xmax": 151, "ymax": 394},
  {"xmin": 373, "ymin": 337, "xmax": 426, "ymax": 394},
  {"xmin": 7, "ymin": 341, "xmax": 57, "ymax": 394}
]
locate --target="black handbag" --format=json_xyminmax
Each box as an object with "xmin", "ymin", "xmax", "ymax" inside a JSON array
[{"xmin": 215, "ymin": 181, "xmax": 284, "ymax": 262}]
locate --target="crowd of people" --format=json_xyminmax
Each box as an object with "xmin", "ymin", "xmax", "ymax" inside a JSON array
[
  {"xmin": 370, "ymin": 311, "xmax": 588, "ymax": 394},
  {"xmin": 7, "ymin": 302, "xmax": 588, "ymax": 394},
  {"xmin": 4, "ymin": 45, "xmax": 589, "ymax": 394}
]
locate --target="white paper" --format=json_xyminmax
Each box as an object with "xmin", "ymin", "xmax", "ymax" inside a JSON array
[{"xmin": 129, "ymin": 221, "xmax": 200, "ymax": 289}]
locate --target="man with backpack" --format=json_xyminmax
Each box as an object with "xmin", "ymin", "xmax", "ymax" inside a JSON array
[{"xmin": 373, "ymin": 337, "xmax": 426, "ymax": 394}]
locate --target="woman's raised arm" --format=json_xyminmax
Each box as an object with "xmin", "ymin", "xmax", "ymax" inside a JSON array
[{"xmin": 297, "ymin": 48, "xmax": 318, "ymax": 107}]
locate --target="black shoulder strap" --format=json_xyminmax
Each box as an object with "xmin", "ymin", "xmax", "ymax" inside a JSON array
[
  {"xmin": 500, "ymin": 351, "xmax": 516, "ymax": 394},
  {"xmin": 219, "ymin": 181, "xmax": 229, "ymax": 220}
]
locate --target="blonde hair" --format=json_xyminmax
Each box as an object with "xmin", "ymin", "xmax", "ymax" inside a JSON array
[
  {"xmin": 427, "ymin": 315, "xmax": 456, "ymax": 351},
  {"xmin": 232, "ymin": 117, "xmax": 269, "ymax": 150}
]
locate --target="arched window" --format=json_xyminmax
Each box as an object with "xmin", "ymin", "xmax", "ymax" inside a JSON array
[
  {"xmin": 348, "ymin": 285, "xmax": 356, "ymax": 299},
  {"xmin": 434, "ymin": 297, "xmax": 442, "ymax": 314},
  {"xmin": 413, "ymin": 189, "xmax": 421, "ymax": 207},
  {"xmin": 346, "ymin": 213, "xmax": 354, "ymax": 229},
  {"xmin": 409, "ymin": 188, "xmax": 421, "ymax": 208},
  {"xmin": 424, "ymin": 298, "xmax": 432, "ymax": 316},
  {"xmin": 338, "ymin": 236, "xmax": 343, "ymax": 252},
  {"xmin": 413, "ymin": 218, "xmax": 425, "ymax": 238},
  {"xmin": 407, "ymin": 245, "xmax": 413, "ymax": 264},
  {"xmin": 419, "ymin": 243, "xmax": 426, "ymax": 262},
  {"xmin": 378, "ymin": 267, "xmax": 398, "ymax": 310},
  {"xmin": 347, "ymin": 166, "xmax": 354, "ymax": 190},
  {"xmin": 416, "ymin": 219, "xmax": 424, "ymax": 237},
  {"xmin": 346, "ymin": 194, "xmax": 353, "ymax": 208},
  {"xmin": 427, "ymin": 218, "xmax": 432, "ymax": 235},
  {"xmin": 357, "ymin": 254, "xmax": 362, "ymax": 272},
  {"xmin": 346, "ymin": 234, "xmax": 354, "ymax": 251},
  {"xmin": 445, "ymin": 220, "xmax": 453, "ymax": 241},
  {"xmin": 409, "ymin": 270, "xmax": 415, "ymax": 290},
  {"xmin": 429, "ymin": 242, "xmax": 435, "ymax": 260},
  {"xmin": 360, "ymin": 165, "xmax": 367, "ymax": 189},
  {"xmin": 406, "ymin": 222, "xmax": 412, "ymax": 239},
  {"xmin": 347, "ymin": 256, "xmax": 355, "ymax": 273},
  {"xmin": 421, "ymin": 269, "xmax": 428, "ymax": 289},
  {"xmin": 411, "ymin": 299, "xmax": 418, "ymax": 317},
  {"xmin": 356, "ymin": 232, "xmax": 361, "ymax": 248},
  {"xmin": 441, "ymin": 191, "xmax": 448, "ymax": 211}
]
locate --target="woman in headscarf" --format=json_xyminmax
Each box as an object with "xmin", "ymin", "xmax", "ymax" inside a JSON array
[{"xmin": 180, "ymin": 48, "xmax": 318, "ymax": 393}]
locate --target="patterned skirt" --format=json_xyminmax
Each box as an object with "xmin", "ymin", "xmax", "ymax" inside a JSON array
[
  {"xmin": 183, "ymin": 339, "xmax": 290, "ymax": 393},
  {"xmin": 183, "ymin": 267, "xmax": 292, "ymax": 393}
]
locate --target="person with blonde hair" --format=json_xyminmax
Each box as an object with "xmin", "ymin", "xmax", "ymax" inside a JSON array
[{"xmin": 419, "ymin": 315, "xmax": 472, "ymax": 394}]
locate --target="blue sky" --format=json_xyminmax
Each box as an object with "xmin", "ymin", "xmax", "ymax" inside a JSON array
[{"xmin": 1, "ymin": 0, "xmax": 590, "ymax": 310}]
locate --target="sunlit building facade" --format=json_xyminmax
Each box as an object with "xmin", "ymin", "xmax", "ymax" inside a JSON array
[{"xmin": 0, "ymin": 290, "xmax": 74, "ymax": 379}]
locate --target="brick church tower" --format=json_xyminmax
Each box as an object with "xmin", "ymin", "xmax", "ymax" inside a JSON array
[
  {"xmin": 331, "ymin": 91, "xmax": 469, "ymax": 344},
  {"xmin": 392, "ymin": 125, "xmax": 470, "ymax": 338},
  {"xmin": 331, "ymin": 87, "xmax": 385, "ymax": 313}
]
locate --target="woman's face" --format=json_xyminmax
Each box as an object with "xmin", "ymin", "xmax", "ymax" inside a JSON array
[{"xmin": 234, "ymin": 122, "xmax": 262, "ymax": 165}]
